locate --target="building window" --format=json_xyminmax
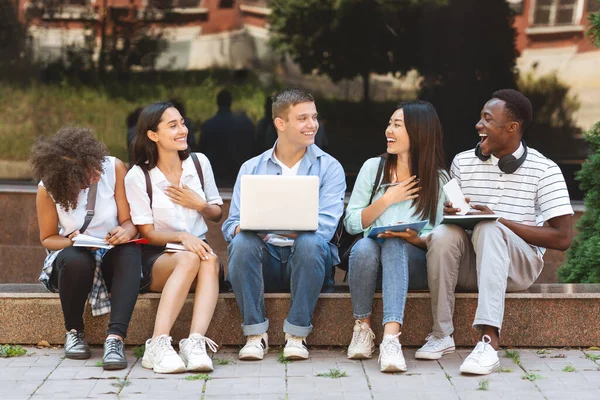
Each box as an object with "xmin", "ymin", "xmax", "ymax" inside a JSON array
[
  {"xmin": 507, "ymin": 0, "xmax": 524, "ymax": 15},
  {"xmin": 219, "ymin": 0, "xmax": 235, "ymax": 8},
  {"xmin": 533, "ymin": 0, "xmax": 582, "ymax": 26},
  {"xmin": 589, "ymin": 0, "xmax": 600, "ymax": 12}
]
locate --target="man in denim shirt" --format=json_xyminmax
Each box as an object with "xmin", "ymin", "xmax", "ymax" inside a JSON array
[{"xmin": 222, "ymin": 88, "xmax": 346, "ymax": 361}]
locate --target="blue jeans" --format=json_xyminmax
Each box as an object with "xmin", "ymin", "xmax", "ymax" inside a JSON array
[
  {"xmin": 348, "ymin": 238, "xmax": 428, "ymax": 326},
  {"xmin": 227, "ymin": 232, "xmax": 332, "ymax": 337}
]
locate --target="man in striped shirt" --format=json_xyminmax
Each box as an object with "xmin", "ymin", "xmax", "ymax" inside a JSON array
[{"xmin": 415, "ymin": 89, "xmax": 574, "ymax": 375}]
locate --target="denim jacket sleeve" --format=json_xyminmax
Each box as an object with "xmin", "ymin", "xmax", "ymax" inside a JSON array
[
  {"xmin": 222, "ymin": 162, "xmax": 250, "ymax": 243},
  {"xmin": 317, "ymin": 159, "xmax": 346, "ymax": 242}
]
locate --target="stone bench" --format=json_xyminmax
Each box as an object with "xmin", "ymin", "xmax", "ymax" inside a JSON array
[{"xmin": 1, "ymin": 283, "xmax": 599, "ymax": 348}]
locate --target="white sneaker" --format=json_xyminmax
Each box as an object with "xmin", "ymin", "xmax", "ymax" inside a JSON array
[
  {"xmin": 239, "ymin": 333, "xmax": 269, "ymax": 361},
  {"xmin": 459, "ymin": 335, "xmax": 499, "ymax": 375},
  {"xmin": 378, "ymin": 333, "xmax": 407, "ymax": 372},
  {"xmin": 179, "ymin": 333, "xmax": 218, "ymax": 372},
  {"xmin": 283, "ymin": 333, "xmax": 309, "ymax": 360},
  {"xmin": 415, "ymin": 333, "xmax": 456, "ymax": 360},
  {"xmin": 141, "ymin": 335, "xmax": 186, "ymax": 374},
  {"xmin": 347, "ymin": 320, "xmax": 376, "ymax": 359}
]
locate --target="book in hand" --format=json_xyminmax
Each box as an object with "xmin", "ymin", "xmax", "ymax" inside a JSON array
[
  {"xmin": 441, "ymin": 213, "xmax": 499, "ymax": 230},
  {"xmin": 165, "ymin": 243, "xmax": 187, "ymax": 252},
  {"xmin": 368, "ymin": 220, "xmax": 429, "ymax": 239},
  {"xmin": 72, "ymin": 234, "xmax": 148, "ymax": 249}
]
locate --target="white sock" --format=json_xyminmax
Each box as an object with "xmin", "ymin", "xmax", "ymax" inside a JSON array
[{"xmin": 382, "ymin": 334, "xmax": 398, "ymax": 343}]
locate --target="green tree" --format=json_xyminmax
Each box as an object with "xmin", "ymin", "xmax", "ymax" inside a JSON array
[
  {"xmin": 418, "ymin": 0, "xmax": 518, "ymax": 161},
  {"xmin": 268, "ymin": 0, "xmax": 441, "ymax": 103},
  {"xmin": 0, "ymin": 0, "xmax": 34, "ymax": 81},
  {"xmin": 559, "ymin": 2, "xmax": 600, "ymax": 283}
]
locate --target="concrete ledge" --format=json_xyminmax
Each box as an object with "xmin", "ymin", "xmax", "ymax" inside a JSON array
[{"xmin": 1, "ymin": 284, "xmax": 599, "ymax": 347}]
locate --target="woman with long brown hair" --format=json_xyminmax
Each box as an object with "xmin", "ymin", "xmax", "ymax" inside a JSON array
[{"xmin": 343, "ymin": 100, "xmax": 448, "ymax": 372}]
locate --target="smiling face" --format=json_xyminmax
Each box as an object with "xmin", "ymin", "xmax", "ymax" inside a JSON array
[
  {"xmin": 385, "ymin": 108, "xmax": 410, "ymax": 156},
  {"xmin": 475, "ymin": 98, "xmax": 518, "ymax": 158},
  {"xmin": 274, "ymin": 101, "xmax": 319, "ymax": 149},
  {"xmin": 147, "ymin": 107, "xmax": 188, "ymax": 152}
]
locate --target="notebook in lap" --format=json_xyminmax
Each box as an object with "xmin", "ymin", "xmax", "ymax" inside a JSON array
[{"xmin": 240, "ymin": 175, "xmax": 319, "ymax": 233}]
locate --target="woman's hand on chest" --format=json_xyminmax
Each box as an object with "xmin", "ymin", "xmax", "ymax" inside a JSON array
[{"xmin": 164, "ymin": 183, "xmax": 207, "ymax": 212}]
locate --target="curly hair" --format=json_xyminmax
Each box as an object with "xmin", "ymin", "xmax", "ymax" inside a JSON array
[{"xmin": 30, "ymin": 126, "xmax": 108, "ymax": 211}]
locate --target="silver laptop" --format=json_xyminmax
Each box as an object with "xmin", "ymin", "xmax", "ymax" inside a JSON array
[{"xmin": 240, "ymin": 175, "xmax": 319, "ymax": 232}]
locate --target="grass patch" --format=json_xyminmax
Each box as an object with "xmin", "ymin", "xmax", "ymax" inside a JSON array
[
  {"xmin": 111, "ymin": 378, "xmax": 131, "ymax": 388},
  {"xmin": 185, "ymin": 373, "xmax": 212, "ymax": 381},
  {"xmin": 213, "ymin": 357, "xmax": 235, "ymax": 365},
  {"xmin": 95, "ymin": 361, "xmax": 102, "ymax": 367},
  {"xmin": 504, "ymin": 349, "xmax": 521, "ymax": 365},
  {"xmin": 477, "ymin": 379, "xmax": 489, "ymax": 391},
  {"xmin": 562, "ymin": 365, "xmax": 576, "ymax": 372},
  {"xmin": 132, "ymin": 345, "xmax": 145, "ymax": 359},
  {"xmin": 0, "ymin": 345, "xmax": 27, "ymax": 358},
  {"xmin": 278, "ymin": 351, "xmax": 291, "ymax": 364},
  {"xmin": 522, "ymin": 373, "xmax": 544, "ymax": 381},
  {"xmin": 584, "ymin": 353, "xmax": 600, "ymax": 362},
  {"xmin": 445, "ymin": 372, "xmax": 452, "ymax": 380},
  {"xmin": 316, "ymin": 368, "xmax": 347, "ymax": 378},
  {"xmin": 497, "ymin": 367, "xmax": 513, "ymax": 373},
  {"xmin": 535, "ymin": 349, "xmax": 552, "ymax": 355}
]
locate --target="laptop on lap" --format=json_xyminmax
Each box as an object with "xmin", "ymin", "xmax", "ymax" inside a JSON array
[{"xmin": 239, "ymin": 175, "xmax": 319, "ymax": 233}]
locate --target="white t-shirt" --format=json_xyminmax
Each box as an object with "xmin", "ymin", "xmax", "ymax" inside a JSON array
[
  {"xmin": 125, "ymin": 153, "xmax": 223, "ymax": 240},
  {"xmin": 265, "ymin": 153, "xmax": 302, "ymax": 247},
  {"xmin": 451, "ymin": 144, "xmax": 574, "ymax": 256},
  {"xmin": 40, "ymin": 156, "xmax": 118, "ymax": 239}
]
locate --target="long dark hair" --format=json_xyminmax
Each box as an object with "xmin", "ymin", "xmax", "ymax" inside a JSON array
[
  {"xmin": 131, "ymin": 102, "xmax": 190, "ymax": 169},
  {"xmin": 382, "ymin": 100, "xmax": 447, "ymax": 224}
]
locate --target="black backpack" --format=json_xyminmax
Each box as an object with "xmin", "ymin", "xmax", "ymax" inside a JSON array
[{"xmin": 332, "ymin": 156, "xmax": 385, "ymax": 278}]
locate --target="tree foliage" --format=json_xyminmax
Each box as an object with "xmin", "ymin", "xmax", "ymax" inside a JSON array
[
  {"xmin": 0, "ymin": 0, "xmax": 35, "ymax": 80},
  {"xmin": 559, "ymin": 4, "xmax": 600, "ymax": 283},
  {"xmin": 269, "ymin": 0, "xmax": 441, "ymax": 102}
]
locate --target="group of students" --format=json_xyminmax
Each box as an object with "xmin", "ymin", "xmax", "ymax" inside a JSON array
[{"xmin": 30, "ymin": 87, "xmax": 574, "ymax": 377}]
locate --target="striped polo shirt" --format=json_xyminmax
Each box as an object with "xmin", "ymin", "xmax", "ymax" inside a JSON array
[{"xmin": 450, "ymin": 143, "xmax": 573, "ymax": 256}]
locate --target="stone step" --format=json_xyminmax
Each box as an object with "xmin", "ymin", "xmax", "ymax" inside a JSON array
[{"xmin": 1, "ymin": 283, "xmax": 599, "ymax": 348}]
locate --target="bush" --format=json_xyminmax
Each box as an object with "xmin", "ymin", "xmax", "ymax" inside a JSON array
[{"xmin": 559, "ymin": 122, "xmax": 600, "ymax": 283}]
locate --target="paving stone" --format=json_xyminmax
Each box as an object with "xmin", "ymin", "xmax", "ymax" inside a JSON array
[
  {"xmin": 35, "ymin": 379, "xmax": 98, "ymax": 398},
  {"xmin": 0, "ymin": 366, "xmax": 53, "ymax": 381},
  {"xmin": 0, "ymin": 380, "xmax": 43, "ymax": 399},
  {"xmin": 204, "ymin": 377, "xmax": 285, "ymax": 396}
]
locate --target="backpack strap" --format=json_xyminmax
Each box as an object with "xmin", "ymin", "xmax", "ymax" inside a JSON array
[
  {"xmin": 190, "ymin": 153, "xmax": 205, "ymax": 189},
  {"xmin": 142, "ymin": 166, "xmax": 153, "ymax": 208},
  {"xmin": 143, "ymin": 154, "xmax": 205, "ymax": 208},
  {"xmin": 369, "ymin": 156, "xmax": 386, "ymax": 203},
  {"xmin": 78, "ymin": 182, "xmax": 98, "ymax": 234}
]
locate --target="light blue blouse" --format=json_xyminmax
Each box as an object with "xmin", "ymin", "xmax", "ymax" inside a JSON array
[{"xmin": 344, "ymin": 157, "xmax": 448, "ymax": 238}]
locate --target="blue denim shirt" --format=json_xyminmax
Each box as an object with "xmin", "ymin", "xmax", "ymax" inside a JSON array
[{"xmin": 222, "ymin": 143, "xmax": 346, "ymax": 263}]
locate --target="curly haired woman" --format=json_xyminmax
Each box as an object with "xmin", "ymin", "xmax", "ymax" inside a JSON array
[{"xmin": 31, "ymin": 126, "xmax": 142, "ymax": 370}]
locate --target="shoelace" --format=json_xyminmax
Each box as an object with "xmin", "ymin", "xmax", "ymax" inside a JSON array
[
  {"xmin": 381, "ymin": 333, "xmax": 402, "ymax": 356},
  {"xmin": 286, "ymin": 335, "xmax": 307, "ymax": 349},
  {"xmin": 246, "ymin": 335, "xmax": 266, "ymax": 349},
  {"xmin": 155, "ymin": 335, "xmax": 177, "ymax": 356},
  {"xmin": 352, "ymin": 322, "xmax": 375, "ymax": 346},
  {"xmin": 188, "ymin": 335, "xmax": 219, "ymax": 354},
  {"xmin": 423, "ymin": 333, "xmax": 445, "ymax": 349},
  {"xmin": 467, "ymin": 335, "xmax": 492, "ymax": 360},
  {"xmin": 67, "ymin": 331, "xmax": 85, "ymax": 349},
  {"xmin": 105, "ymin": 338, "xmax": 123, "ymax": 356}
]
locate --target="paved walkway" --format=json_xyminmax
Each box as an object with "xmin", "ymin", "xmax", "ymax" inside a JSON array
[{"xmin": 1, "ymin": 346, "xmax": 599, "ymax": 399}]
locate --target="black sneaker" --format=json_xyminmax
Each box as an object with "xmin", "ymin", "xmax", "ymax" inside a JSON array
[
  {"xmin": 102, "ymin": 337, "xmax": 127, "ymax": 370},
  {"xmin": 64, "ymin": 330, "xmax": 91, "ymax": 360}
]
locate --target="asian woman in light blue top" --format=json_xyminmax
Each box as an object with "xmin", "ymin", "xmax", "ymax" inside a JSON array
[{"xmin": 344, "ymin": 100, "xmax": 448, "ymax": 372}]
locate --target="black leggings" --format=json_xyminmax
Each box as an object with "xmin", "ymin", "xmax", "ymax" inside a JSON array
[{"xmin": 50, "ymin": 244, "xmax": 142, "ymax": 339}]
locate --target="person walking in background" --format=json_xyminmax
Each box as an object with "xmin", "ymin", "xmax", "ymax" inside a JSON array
[
  {"xmin": 198, "ymin": 90, "xmax": 254, "ymax": 185},
  {"xmin": 344, "ymin": 101, "xmax": 448, "ymax": 372},
  {"xmin": 32, "ymin": 127, "xmax": 142, "ymax": 370},
  {"xmin": 126, "ymin": 102, "xmax": 223, "ymax": 374}
]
